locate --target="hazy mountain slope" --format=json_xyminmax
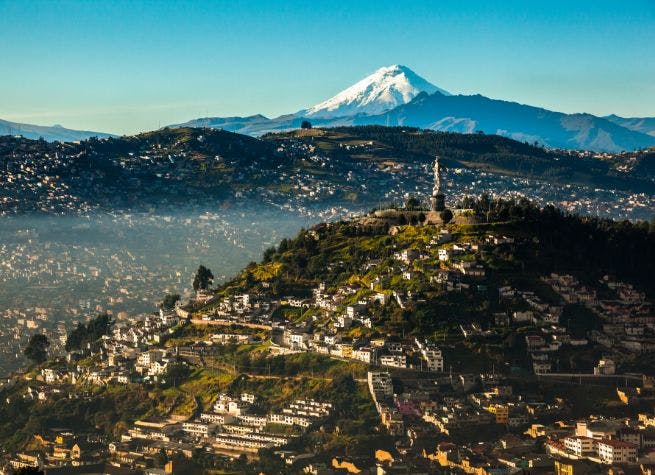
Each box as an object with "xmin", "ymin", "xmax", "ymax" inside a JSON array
[
  {"xmin": 172, "ymin": 114, "xmax": 356, "ymax": 137},
  {"xmin": 353, "ymin": 92, "xmax": 655, "ymax": 152},
  {"xmin": 604, "ymin": 114, "xmax": 655, "ymax": 137},
  {"xmin": 170, "ymin": 114, "xmax": 274, "ymax": 135},
  {"xmin": 0, "ymin": 118, "xmax": 115, "ymax": 142}
]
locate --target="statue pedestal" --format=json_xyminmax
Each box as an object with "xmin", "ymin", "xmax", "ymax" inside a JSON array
[
  {"xmin": 424, "ymin": 211, "xmax": 443, "ymax": 225},
  {"xmin": 430, "ymin": 194, "xmax": 445, "ymax": 212}
]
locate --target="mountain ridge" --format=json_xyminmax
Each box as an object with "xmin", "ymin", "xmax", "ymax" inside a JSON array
[
  {"xmin": 604, "ymin": 114, "xmax": 655, "ymax": 138},
  {"xmin": 3, "ymin": 66, "xmax": 653, "ymax": 152},
  {"xmin": 352, "ymin": 91, "xmax": 655, "ymax": 152},
  {"xmin": 0, "ymin": 118, "xmax": 116, "ymax": 142},
  {"xmin": 171, "ymin": 65, "xmax": 655, "ymax": 153}
]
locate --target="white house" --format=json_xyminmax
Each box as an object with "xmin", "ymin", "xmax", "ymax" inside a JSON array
[{"xmin": 597, "ymin": 439, "xmax": 637, "ymax": 464}]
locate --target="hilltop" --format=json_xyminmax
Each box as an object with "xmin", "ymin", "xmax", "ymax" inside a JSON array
[
  {"xmin": 272, "ymin": 126, "xmax": 655, "ymax": 192},
  {"xmin": 197, "ymin": 196, "xmax": 655, "ymax": 313},
  {"xmin": 0, "ymin": 198, "xmax": 655, "ymax": 472}
]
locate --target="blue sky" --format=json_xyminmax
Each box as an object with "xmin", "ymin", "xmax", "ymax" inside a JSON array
[{"xmin": 1, "ymin": 0, "xmax": 654, "ymax": 135}]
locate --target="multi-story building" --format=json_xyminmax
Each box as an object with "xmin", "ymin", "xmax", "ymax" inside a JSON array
[
  {"xmin": 200, "ymin": 413, "xmax": 236, "ymax": 425},
  {"xmin": 182, "ymin": 421, "xmax": 216, "ymax": 437},
  {"xmin": 596, "ymin": 439, "xmax": 637, "ymax": 464},
  {"xmin": 368, "ymin": 371, "xmax": 393, "ymax": 401},
  {"xmin": 379, "ymin": 354, "xmax": 407, "ymax": 368},
  {"xmin": 563, "ymin": 436, "xmax": 596, "ymax": 456}
]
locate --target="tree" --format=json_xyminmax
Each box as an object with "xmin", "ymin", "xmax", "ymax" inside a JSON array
[
  {"xmin": 440, "ymin": 208, "xmax": 453, "ymax": 224},
  {"xmin": 161, "ymin": 293, "xmax": 181, "ymax": 310},
  {"xmin": 192, "ymin": 265, "xmax": 214, "ymax": 291},
  {"xmin": 162, "ymin": 363, "xmax": 191, "ymax": 388},
  {"xmin": 24, "ymin": 334, "xmax": 49, "ymax": 364},
  {"xmin": 154, "ymin": 448, "xmax": 168, "ymax": 468},
  {"xmin": 404, "ymin": 196, "xmax": 421, "ymax": 210},
  {"xmin": 300, "ymin": 120, "xmax": 312, "ymax": 129},
  {"xmin": 262, "ymin": 246, "xmax": 276, "ymax": 262},
  {"xmin": 15, "ymin": 468, "xmax": 44, "ymax": 475},
  {"xmin": 65, "ymin": 313, "xmax": 112, "ymax": 352}
]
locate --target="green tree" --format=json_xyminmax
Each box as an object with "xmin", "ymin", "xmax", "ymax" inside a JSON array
[
  {"xmin": 65, "ymin": 313, "xmax": 112, "ymax": 352},
  {"xmin": 404, "ymin": 196, "xmax": 421, "ymax": 210},
  {"xmin": 192, "ymin": 265, "xmax": 214, "ymax": 291},
  {"xmin": 300, "ymin": 120, "xmax": 312, "ymax": 129},
  {"xmin": 161, "ymin": 293, "xmax": 181, "ymax": 310},
  {"xmin": 154, "ymin": 448, "xmax": 168, "ymax": 468},
  {"xmin": 162, "ymin": 363, "xmax": 191, "ymax": 388},
  {"xmin": 440, "ymin": 208, "xmax": 453, "ymax": 224},
  {"xmin": 15, "ymin": 468, "xmax": 44, "ymax": 475},
  {"xmin": 24, "ymin": 334, "xmax": 49, "ymax": 364},
  {"xmin": 262, "ymin": 246, "xmax": 276, "ymax": 262}
]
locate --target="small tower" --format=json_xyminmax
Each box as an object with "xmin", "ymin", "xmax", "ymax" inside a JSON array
[{"xmin": 430, "ymin": 155, "xmax": 445, "ymax": 212}]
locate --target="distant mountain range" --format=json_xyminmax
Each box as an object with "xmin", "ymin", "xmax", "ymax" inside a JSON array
[
  {"xmin": 604, "ymin": 114, "xmax": 655, "ymax": 137},
  {"xmin": 2, "ymin": 65, "xmax": 654, "ymax": 151},
  {"xmin": 174, "ymin": 65, "xmax": 655, "ymax": 153},
  {"xmin": 352, "ymin": 92, "xmax": 655, "ymax": 153},
  {"xmin": 0, "ymin": 118, "xmax": 115, "ymax": 142}
]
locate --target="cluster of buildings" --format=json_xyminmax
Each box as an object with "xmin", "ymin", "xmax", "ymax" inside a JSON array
[
  {"xmin": 120, "ymin": 395, "xmax": 330, "ymax": 458},
  {"xmin": 6, "ymin": 430, "xmax": 106, "ymax": 473},
  {"xmin": 22, "ymin": 310, "xmax": 183, "ymax": 393},
  {"xmin": 368, "ymin": 368, "xmax": 562, "ymax": 437},
  {"xmin": 364, "ymin": 365, "xmax": 655, "ymax": 473},
  {"xmin": 252, "ymin": 228, "xmax": 519, "ymax": 370},
  {"xmin": 2, "ymin": 129, "xmax": 653, "ymax": 220},
  {"xmin": 542, "ymin": 273, "xmax": 655, "ymax": 363},
  {"xmin": 543, "ymin": 416, "xmax": 655, "ymax": 468}
]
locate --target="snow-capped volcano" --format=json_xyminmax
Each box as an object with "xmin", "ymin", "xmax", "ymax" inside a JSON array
[{"xmin": 302, "ymin": 65, "xmax": 449, "ymax": 119}]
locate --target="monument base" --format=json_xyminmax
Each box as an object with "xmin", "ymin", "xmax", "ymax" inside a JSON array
[{"xmin": 430, "ymin": 194, "xmax": 445, "ymax": 212}]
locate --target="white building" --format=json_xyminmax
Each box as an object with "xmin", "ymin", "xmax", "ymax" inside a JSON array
[
  {"xmin": 353, "ymin": 347, "xmax": 377, "ymax": 364},
  {"xmin": 564, "ymin": 436, "xmax": 595, "ymax": 456},
  {"xmin": 336, "ymin": 315, "xmax": 353, "ymax": 329},
  {"xmin": 241, "ymin": 393, "xmax": 256, "ymax": 404},
  {"xmin": 597, "ymin": 439, "xmax": 637, "ymax": 464},
  {"xmin": 268, "ymin": 413, "xmax": 311, "ymax": 427},
  {"xmin": 379, "ymin": 354, "xmax": 407, "ymax": 368},
  {"xmin": 200, "ymin": 413, "xmax": 235, "ymax": 425},
  {"xmin": 182, "ymin": 421, "xmax": 216, "ymax": 437},
  {"xmin": 422, "ymin": 347, "xmax": 444, "ymax": 372}
]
